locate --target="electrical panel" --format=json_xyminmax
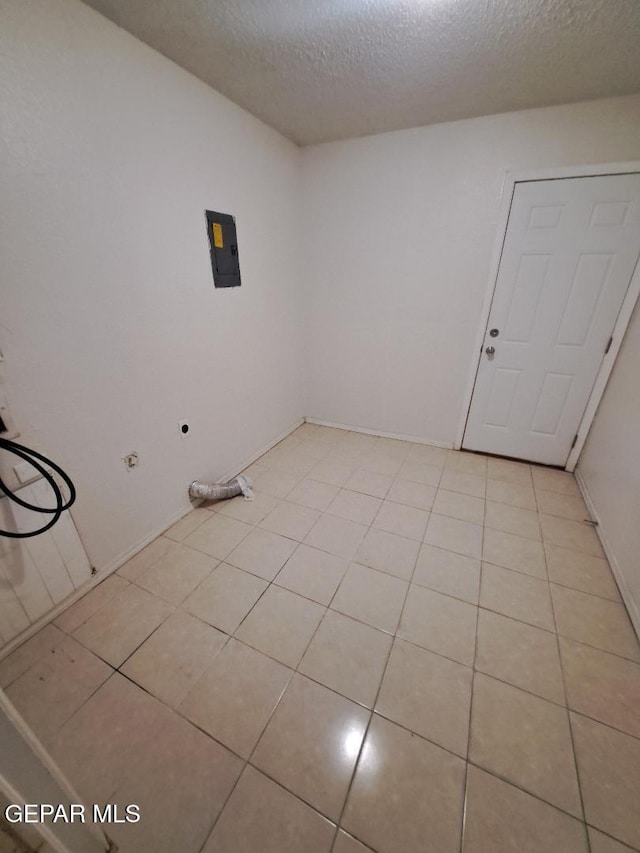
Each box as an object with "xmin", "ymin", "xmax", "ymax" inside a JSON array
[{"xmin": 205, "ymin": 210, "xmax": 241, "ymax": 288}]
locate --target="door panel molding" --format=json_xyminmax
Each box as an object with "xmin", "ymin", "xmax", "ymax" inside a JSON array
[{"xmin": 455, "ymin": 161, "xmax": 640, "ymax": 471}]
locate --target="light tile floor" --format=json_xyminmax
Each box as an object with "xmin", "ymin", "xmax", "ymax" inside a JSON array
[{"xmin": 2, "ymin": 423, "xmax": 640, "ymax": 852}]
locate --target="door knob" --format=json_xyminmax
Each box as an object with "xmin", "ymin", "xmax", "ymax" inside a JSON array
[{"xmin": 485, "ymin": 346, "xmax": 495, "ymax": 359}]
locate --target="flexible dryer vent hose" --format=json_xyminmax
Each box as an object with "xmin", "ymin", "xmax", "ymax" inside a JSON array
[{"xmin": 189, "ymin": 475, "xmax": 253, "ymax": 503}]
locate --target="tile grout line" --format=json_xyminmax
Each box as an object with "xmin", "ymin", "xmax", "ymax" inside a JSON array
[
  {"xmin": 326, "ymin": 536, "xmax": 420, "ymax": 848},
  {"xmin": 457, "ymin": 455, "xmax": 488, "ymax": 853},
  {"xmin": 585, "ymin": 824, "xmax": 640, "ymax": 853},
  {"xmin": 536, "ymin": 473, "xmax": 593, "ymax": 853},
  {"xmin": 310, "ymin": 439, "xmax": 427, "ymax": 850},
  {"xmin": 326, "ymin": 444, "xmax": 457, "ymax": 850}
]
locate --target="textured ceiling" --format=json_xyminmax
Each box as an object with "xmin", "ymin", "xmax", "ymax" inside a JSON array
[{"xmin": 82, "ymin": 0, "xmax": 640, "ymax": 145}]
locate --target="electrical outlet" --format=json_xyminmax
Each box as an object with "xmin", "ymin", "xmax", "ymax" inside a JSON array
[
  {"xmin": 123, "ymin": 452, "xmax": 139, "ymax": 470},
  {"xmin": 178, "ymin": 419, "xmax": 190, "ymax": 439}
]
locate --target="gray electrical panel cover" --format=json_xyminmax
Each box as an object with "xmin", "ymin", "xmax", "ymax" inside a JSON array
[{"xmin": 205, "ymin": 210, "xmax": 241, "ymax": 288}]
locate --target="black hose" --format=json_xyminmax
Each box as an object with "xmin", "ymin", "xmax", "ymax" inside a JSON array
[{"xmin": 0, "ymin": 437, "xmax": 76, "ymax": 539}]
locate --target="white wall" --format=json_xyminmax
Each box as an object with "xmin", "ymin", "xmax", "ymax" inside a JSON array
[
  {"xmin": 2, "ymin": 0, "xmax": 640, "ymax": 598},
  {"xmin": 301, "ymin": 95, "xmax": 640, "ymax": 444},
  {"xmin": 0, "ymin": 0, "xmax": 304, "ymax": 571},
  {"xmin": 577, "ymin": 300, "xmax": 640, "ymax": 632}
]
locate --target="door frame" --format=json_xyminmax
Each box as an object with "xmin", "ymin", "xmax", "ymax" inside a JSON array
[
  {"xmin": 0, "ymin": 689, "xmax": 111, "ymax": 853},
  {"xmin": 455, "ymin": 161, "xmax": 640, "ymax": 472}
]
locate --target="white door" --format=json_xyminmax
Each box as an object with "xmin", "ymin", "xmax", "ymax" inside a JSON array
[
  {"xmin": 463, "ymin": 174, "xmax": 640, "ymax": 466},
  {"xmin": 0, "ymin": 480, "xmax": 92, "ymax": 651},
  {"xmin": 0, "ymin": 689, "xmax": 109, "ymax": 853}
]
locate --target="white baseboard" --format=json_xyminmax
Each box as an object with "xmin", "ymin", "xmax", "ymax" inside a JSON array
[
  {"xmin": 0, "ymin": 417, "xmax": 304, "ymax": 660},
  {"xmin": 304, "ymin": 417, "xmax": 453, "ymax": 449},
  {"xmin": 574, "ymin": 469, "xmax": 640, "ymax": 639}
]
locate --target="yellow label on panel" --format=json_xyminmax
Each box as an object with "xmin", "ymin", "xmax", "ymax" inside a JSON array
[{"xmin": 212, "ymin": 223, "xmax": 223, "ymax": 249}]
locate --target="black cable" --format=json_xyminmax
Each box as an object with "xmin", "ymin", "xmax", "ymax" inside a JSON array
[
  {"xmin": 0, "ymin": 437, "xmax": 76, "ymax": 512},
  {"xmin": 0, "ymin": 437, "xmax": 76, "ymax": 539},
  {"xmin": 0, "ymin": 455, "xmax": 64, "ymax": 537}
]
